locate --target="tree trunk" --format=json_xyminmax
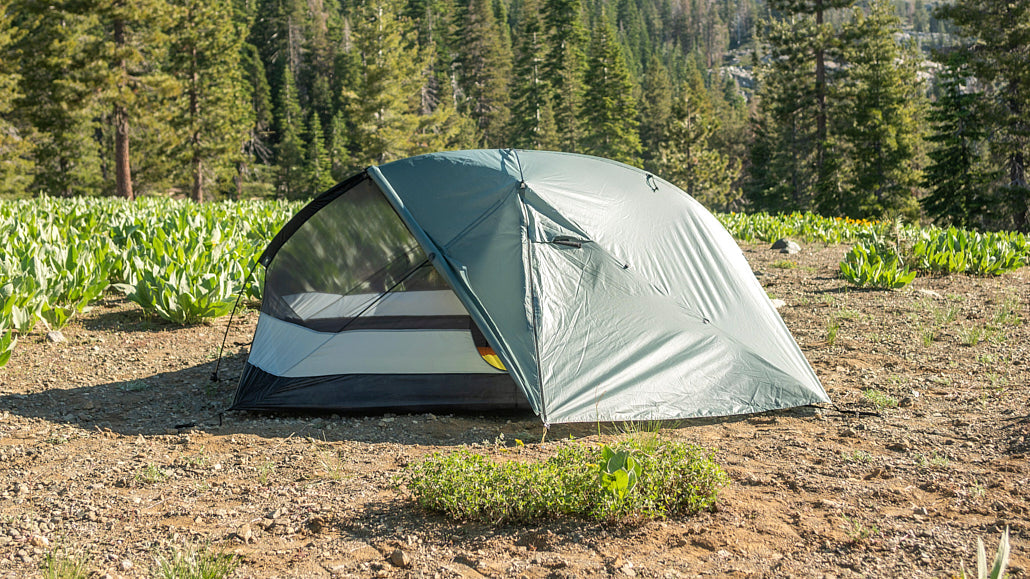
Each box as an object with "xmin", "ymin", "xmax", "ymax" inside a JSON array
[
  {"xmin": 815, "ymin": 0, "xmax": 826, "ymax": 171},
  {"xmin": 113, "ymin": 18, "xmax": 134, "ymax": 201},
  {"xmin": 190, "ymin": 41, "xmax": 203, "ymax": 203}
]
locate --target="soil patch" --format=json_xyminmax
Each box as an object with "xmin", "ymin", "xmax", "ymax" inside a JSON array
[{"xmin": 0, "ymin": 242, "xmax": 1027, "ymax": 578}]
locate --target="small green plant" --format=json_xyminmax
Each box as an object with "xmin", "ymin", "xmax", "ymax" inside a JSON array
[
  {"xmin": 959, "ymin": 527, "xmax": 1010, "ymax": 579},
  {"xmin": 915, "ymin": 452, "xmax": 950, "ymax": 469},
  {"xmin": 841, "ymin": 514, "xmax": 879, "ymax": 542},
  {"xmin": 40, "ymin": 550, "xmax": 91, "ymax": 579},
  {"xmin": 959, "ymin": 326, "xmax": 989, "ymax": 346},
  {"xmin": 770, "ymin": 259, "xmax": 798, "ymax": 269},
  {"xmin": 406, "ymin": 438, "xmax": 728, "ymax": 523},
  {"xmin": 863, "ymin": 389, "xmax": 898, "ymax": 410},
  {"xmin": 840, "ymin": 450, "xmax": 873, "ymax": 463},
  {"xmin": 258, "ymin": 460, "xmax": 276, "ymax": 484},
  {"xmin": 598, "ymin": 445, "xmax": 642, "ymax": 501},
  {"xmin": 137, "ymin": 463, "xmax": 169, "ymax": 485},
  {"xmin": 826, "ymin": 319, "xmax": 840, "ymax": 345},
  {"xmin": 992, "ymin": 296, "xmax": 1021, "ymax": 326},
  {"xmin": 119, "ymin": 379, "xmax": 150, "ymax": 392},
  {"xmin": 155, "ymin": 546, "xmax": 239, "ymax": 579}
]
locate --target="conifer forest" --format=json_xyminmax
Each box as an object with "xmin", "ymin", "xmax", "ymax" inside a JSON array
[{"xmin": 0, "ymin": 0, "xmax": 1027, "ymax": 231}]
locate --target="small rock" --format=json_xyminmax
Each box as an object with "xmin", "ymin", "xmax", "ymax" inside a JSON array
[
  {"xmin": 29, "ymin": 535, "xmax": 49, "ymax": 548},
  {"xmin": 840, "ymin": 428, "xmax": 858, "ymax": 438},
  {"xmin": 913, "ymin": 506, "xmax": 928, "ymax": 516},
  {"xmin": 899, "ymin": 397, "xmax": 914, "ymax": 408},
  {"xmin": 770, "ymin": 298, "xmax": 787, "ymax": 309},
  {"xmin": 238, "ymin": 524, "xmax": 255, "ymax": 544},
  {"xmin": 15, "ymin": 483, "xmax": 29, "ymax": 495},
  {"xmin": 389, "ymin": 548, "xmax": 410, "ymax": 568},
  {"xmin": 120, "ymin": 559, "xmax": 133, "ymax": 572},
  {"xmin": 621, "ymin": 563, "xmax": 636, "ymax": 577},
  {"xmin": 771, "ymin": 239, "xmax": 801, "ymax": 254},
  {"xmin": 46, "ymin": 331, "xmax": 67, "ymax": 343}
]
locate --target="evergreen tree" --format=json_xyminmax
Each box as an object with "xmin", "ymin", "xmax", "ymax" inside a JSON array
[
  {"xmin": 12, "ymin": 2, "xmax": 104, "ymax": 196},
  {"xmin": 239, "ymin": 42, "xmax": 275, "ymax": 194},
  {"xmin": 832, "ymin": 0, "xmax": 924, "ymax": 219},
  {"xmin": 169, "ymin": 0, "xmax": 252, "ymax": 202},
  {"xmin": 328, "ymin": 110, "xmax": 353, "ymax": 180},
  {"xmin": 341, "ymin": 0, "xmax": 424, "ymax": 165},
  {"xmin": 509, "ymin": 0, "xmax": 559, "ymax": 149},
  {"xmin": 456, "ymin": 0, "xmax": 513, "ymax": 147},
  {"xmin": 89, "ymin": 0, "xmax": 175, "ymax": 199},
  {"xmin": 921, "ymin": 56, "xmax": 996, "ymax": 228},
  {"xmin": 580, "ymin": 15, "xmax": 641, "ymax": 165},
  {"xmin": 938, "ymin": 0, "xmax": 1030, "ymax": 230},
  {"xmin": 638, "ymin": 52, "xmax": 673, "ymax": 171},
  {"xmin": 658, "ymin": 82, "xmax": 739, "ymax": 210},
  {"xmin": 767, "ymin": 0, "xmax": 855, "ymax": 205},
  {"xmin": 543, "ymin": 0, "xmax": 587, "ymax": 151},
  {"xmin": 746, "ymin": 16, "xmax": 820, "ymax": 212},
  {"xmin": 0, "ymin": 0, "xmax": 32, "ymax": 195},
  {"xmin": 305, "ymin": 110, "xmax": 335, "ymax": 195},
  {"xmin": 275, "ymin": 64, "xmax": 305, "ymax": 198}
]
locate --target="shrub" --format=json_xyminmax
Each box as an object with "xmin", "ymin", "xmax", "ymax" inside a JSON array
[{"xmin": 405, "ymin": 438, "xmax": 728, "ymax": 523}]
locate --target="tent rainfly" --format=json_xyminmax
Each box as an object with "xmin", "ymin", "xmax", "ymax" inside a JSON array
[{"xmin": 231, "ymin": 149, "xmax": 830, "ymax": 424}]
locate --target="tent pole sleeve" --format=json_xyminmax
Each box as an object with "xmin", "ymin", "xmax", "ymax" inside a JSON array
[{"xmin": 367, "ymin": 165, "xmax": 541, "ymax": 418}]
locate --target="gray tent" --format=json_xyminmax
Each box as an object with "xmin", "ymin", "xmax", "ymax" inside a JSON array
[{"xmin": 232, "ymin": 149, "xmax": 829, "ymax": 424}]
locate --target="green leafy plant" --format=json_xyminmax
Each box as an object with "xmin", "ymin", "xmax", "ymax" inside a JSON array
[
  {"xmin": 839, "ymin": 242, "xmax": 916, "ymax": 289},
  {"xmin": 863, "ymin": 389, "xmax": 898, "ymax": 410},
  {"xmin": 841, "ymin": 514, "xmax": 879, "ymax": 542},
  {"xmin": 959, "ymin": 527, "xmax": 1010, "ymax": 579},
  {"xmin": 598, "ymin": 445, "xmax": 642, "ymax": 501},
  {"xmin": 137, "ymin": 463, "xmax": 170, "ymax": 485}
]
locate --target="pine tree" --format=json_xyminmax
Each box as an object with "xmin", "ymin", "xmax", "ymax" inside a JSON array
[
  {"xmin": 658, "ymin": 82, "xmax": 739, "ymax": 210},
  {"xmin": 456, "ymin": 0, "xmax": 513, "ymax": 147},
  {"xmin": 275, "ymin": 64, "xmax": 305, "ymax": 198},
  {"xmin": 328, "ymin": 110, "xmax": 353, "ymax": 181},
  {"xmin": 0, "ymin": 0, "xmax": 32, "ymax": 195},
  {"xmin": 580, "ymin": 15, "xmax": 641, "ymax": 165},
  {"xmin": 342, "ymin": 0, "xmax": 424, "ymax": 165},
  {"xmin": 921, "ymin": 55, "xmax": 996, "ymax": 228},
  {"xmin": 509, "ymin": 0, "xmax": 558, "ymax": 149},
  {"xmin": 746, "ymin": 16, "xmax": 820, "ymax": 212},
  {"xmin": 305, "ymin": 110, "xmax": 335, "ymax": 195},
  {"xmin": 937, "ymin": 0, "xmax": 1030, "ymax": 230},
  {"xmin": 638, "ymin": 53, "xmax": 673, "ymax": 171},
  {"xmin": 542, "ymin": 0, "xmax": 587, "ymax": 151},
  {"xmin": 767, "ymin": 0, "xmax": 855, "ymax": 206},
  {"xmin": 832, "ymin": 0, "xmax": 924, "ymax": 219},
  {"xmin": 12, "ymin": 2, "xmax": 104, "ymax": 196},
  {"xmin": 168, "ymin": 0, "xmax": 252, "ymax": 202},
  {"xmin": 89, "ymin": 0, "xmax": 175, "ymax": 199}
]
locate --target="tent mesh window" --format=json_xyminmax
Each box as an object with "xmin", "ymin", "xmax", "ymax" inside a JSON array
[{"xmin": 262, "ymin": 177, "xmax": 452, "ymax": 333}]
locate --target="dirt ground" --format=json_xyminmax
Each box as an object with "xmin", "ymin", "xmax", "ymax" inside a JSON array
[{"xmin": 0, "ymin": 242, "xmax": 1028, "ymax": 579}]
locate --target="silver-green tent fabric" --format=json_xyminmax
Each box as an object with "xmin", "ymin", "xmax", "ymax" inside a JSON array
[{"xmin": 233, "ymin": 149, "xmax": 829, "ymax": 423}]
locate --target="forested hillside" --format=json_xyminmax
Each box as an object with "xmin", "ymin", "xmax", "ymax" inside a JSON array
[{"xmin": 0, "ymin": 0, "xmax": 1026, "ymax": 230}]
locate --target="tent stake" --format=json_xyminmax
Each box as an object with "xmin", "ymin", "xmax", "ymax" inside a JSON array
[{"xmin": 540, "ymin": 424, "xmax": 549, "ymax": 444}]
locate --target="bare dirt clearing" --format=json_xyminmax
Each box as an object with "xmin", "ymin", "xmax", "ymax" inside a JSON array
[{"xmin": 0, "ymin": 242, "xmax": 1027, "ymax": 578}]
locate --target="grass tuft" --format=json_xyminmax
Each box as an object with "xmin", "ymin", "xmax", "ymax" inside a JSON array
[
  {"xmin": 155, "ymin": 546, "xmax": 239, "ymax": 579},
  {"xmin": 40, "ymin": 550, "xmax": 91, "ymax": 579}
]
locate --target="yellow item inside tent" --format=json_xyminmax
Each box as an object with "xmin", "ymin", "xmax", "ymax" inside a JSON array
[{"xmin": 477, "ymin": 347, "xmax": 506, "ymax": 371}]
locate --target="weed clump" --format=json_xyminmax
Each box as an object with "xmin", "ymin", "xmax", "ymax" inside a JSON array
[{"xmin": 405, "ymin": 438, "xmax": 728, "ymax": 523}]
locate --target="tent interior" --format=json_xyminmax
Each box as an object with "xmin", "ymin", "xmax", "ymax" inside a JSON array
[{"xmin": 232, "ymin": 174, "xmax": 531, "ymax": 412}]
